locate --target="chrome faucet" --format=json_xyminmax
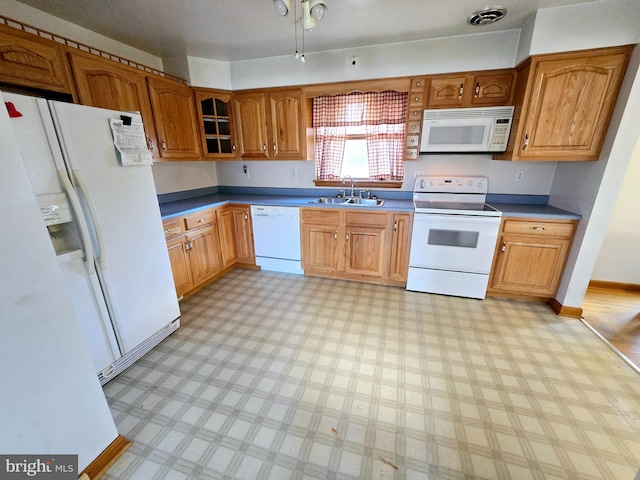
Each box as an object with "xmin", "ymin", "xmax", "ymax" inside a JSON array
[{"xmin": 342, "ymin": 175, "xmax": 355, "ymax": 197}]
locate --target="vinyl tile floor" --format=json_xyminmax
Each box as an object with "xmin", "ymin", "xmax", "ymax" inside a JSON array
[{"xmin": 103, "ymin": 269, "xmax": 640, "ymax": 480}]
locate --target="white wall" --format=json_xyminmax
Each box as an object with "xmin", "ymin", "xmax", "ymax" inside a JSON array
[
  {"xmin": 591, "ymin": 137, "xmax": 640, "ymax": 283},
  {"xmin": 0, "ymin": 93, "xmax": 118, "ymax": 471},
  {"xmin": 529, "ymin": 0, "xmax": 640, "ymax": 55},
  {"xmin": 152, "ymin": 161, "xmax": 218, "ymax": 195},
  {"xmin": 531, "ymin": 0, "xmax": 640, "ymax": 308},
  {"xmin": 217, "ymin": 155, "xmax": 556, "ymax": 194},
  {"xmin": 0, "ymin": 0, "xmax": 163, "ymax": 69},
  {"xmin": 230, "ymin": 30, "xmax": 520, "ymax": 90}
]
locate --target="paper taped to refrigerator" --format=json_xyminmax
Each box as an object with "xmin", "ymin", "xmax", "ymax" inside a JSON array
[{"xmin": 110, "ymin": 119, "xmax": 153, "ymax": 166}]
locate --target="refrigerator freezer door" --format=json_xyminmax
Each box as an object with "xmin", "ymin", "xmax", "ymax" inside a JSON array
[
  {"xmin": 48, "ymin": 101, "xmax": 180, "ymax": 353},
  {"xmin": 58, "ymin": 251, "xmax": 120, "ymax": 374}
]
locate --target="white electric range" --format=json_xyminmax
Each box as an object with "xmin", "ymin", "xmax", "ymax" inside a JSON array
[{"xmin": 406, "ymin": 175, "xmax": 502, "ymax": 299}]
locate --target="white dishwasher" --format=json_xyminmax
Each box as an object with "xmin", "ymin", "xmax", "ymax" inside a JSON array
[{"xmin": 250, "ymin": 206, "xmax": 303, "ymax": 274}]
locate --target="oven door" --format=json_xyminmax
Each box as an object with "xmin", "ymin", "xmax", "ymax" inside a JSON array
[{"xmin": 408, "ymin": 213, "xmax": 500, "ymax": 274}]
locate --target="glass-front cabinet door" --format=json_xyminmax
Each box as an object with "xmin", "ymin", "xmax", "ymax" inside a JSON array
[{"xmin": 194, "ymin": 88, "xmax": 237, "ymax": 159}]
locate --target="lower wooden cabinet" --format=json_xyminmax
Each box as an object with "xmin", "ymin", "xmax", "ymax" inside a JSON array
[
  {"xmin": 300, "ymin": 208, "xmax": 413, "ymax": 285},
  {"xmin": 488, "ymin": 217, "xmax": 577, "ymax": 298},
  {"xmin": 230, "ymin": 205, "xmax": 256, "ymax": 265},
  {"xmin": 163, "ymin": 204, "xmax": 256, "ymax": 299},
  {"xmin": 388, "ymin": 212, "xmax": 413, "ymax": 282}
]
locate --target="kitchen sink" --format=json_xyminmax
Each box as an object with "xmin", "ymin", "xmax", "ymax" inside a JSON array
[
  {"xmin": 345, "ymin": 198, "xmax": 385, "ymax": 206},
  {"xmin": 312, "ymin": 197, "xmax": 350, "ymax": 204},
  {"xmin": 309, "ymin": 197, "xmax": 385, "ymax": 206}
]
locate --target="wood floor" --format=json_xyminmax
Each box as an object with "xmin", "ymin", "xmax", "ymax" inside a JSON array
[{"xmin": 581, "ymin": 286, "xmax": 640, "ymax": 368}]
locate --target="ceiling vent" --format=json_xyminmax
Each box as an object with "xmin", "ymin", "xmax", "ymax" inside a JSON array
[{"xmin": 467, "ymin": 7, "xmax": 507, "ymax": 26}]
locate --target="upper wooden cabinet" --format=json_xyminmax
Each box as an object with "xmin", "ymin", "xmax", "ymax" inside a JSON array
[
  {"xmin": 69, "ymin": 52, "xmax": 158, "ymax": 156},
  {"xmin": 147, "ymin": 76, "xmax": 202, "ymax": 160},
  {"xmin": 404, "ymin": 77, "xmax": 425, "ymax": 160},
  {"xmin": 194, "ymin": 88, "xmax": 236, "ymax": 160},
  {"xmin": 0, "ymin": 24, "xmax": 73, "ymax": 94},
  {"xmin": 426, "ymin": 70, "xmax": 515, "ymax": 108},
  {"xmin": 494, "ymin": 45, "xmax": 633, "ymax": 162},
  {"xmin": 233, "ymin": 88, "xmax": 306, "ymax": 160}
]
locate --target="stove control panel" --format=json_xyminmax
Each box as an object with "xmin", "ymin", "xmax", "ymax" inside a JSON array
[{"xmin": 414, "ymin": 176, "xmax": 488, "ymax": 194}]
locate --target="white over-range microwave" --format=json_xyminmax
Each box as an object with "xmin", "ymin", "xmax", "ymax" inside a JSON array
[{"xmin": 420, "ymin": 106, "xmax": 514, "ymax": 153}]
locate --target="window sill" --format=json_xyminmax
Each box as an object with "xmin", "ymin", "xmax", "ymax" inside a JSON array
[{"xmin": 314, "ymin": 180, "xmax": 403, "ymax": 189}]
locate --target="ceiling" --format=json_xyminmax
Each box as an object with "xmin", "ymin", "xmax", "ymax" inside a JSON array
[{"xmin": 16, "ymin": 0, "xmax": 604, "ymax": 62}]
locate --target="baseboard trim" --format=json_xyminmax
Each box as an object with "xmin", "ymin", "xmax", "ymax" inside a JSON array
[
  {"xmin": 588, "ymin": 280, "xmax": 640, "ymax": 293},
  {"xmin": 547, "ymin": 298, "xmax": 583, "ymax": 318},
  {"xmin": 80, "ymin": 435, "xmax": 131, "ymax": 480}
]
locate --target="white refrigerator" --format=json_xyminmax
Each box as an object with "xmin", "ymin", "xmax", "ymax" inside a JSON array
[{"xmin": 4, "ymin": 92, "xmax": 181, "ymax": 384}]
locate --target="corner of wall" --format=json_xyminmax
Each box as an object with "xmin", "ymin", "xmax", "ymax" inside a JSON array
[{"xmin": 514, "ymin": 12, "xmax": 536, "ymax": 65}]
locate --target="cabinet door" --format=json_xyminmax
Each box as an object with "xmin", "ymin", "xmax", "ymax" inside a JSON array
[
  {"xmin": 166, "ymin": 235, "xmax": 192, "ymax": 298},
  {"xmin": 147, "ymin": 76, "xmax": 201, "ymax": 160},
  {"xmin": 301, "ymin": 223, "xmax": 339, "ymax": 274},
  {"xmin": 344, "ymin": 226, "xmax": 387, "ymax": 278},
  {"xmin": 427, "ymin": 76, "xmax": 467, "ymax": 108},
  {"xmin": 269, "ymin": 89, "xmax": 305, "ymax": 159},
  {"xmin": 233, "ymin": 91, "xmax": 269, "ymax": 159},
  {"xmin": 187, "ymin": 225, "xmax": 222, "ymax": 285},
  {"xmin": 194, "ymin": 88, "xmax": 237, "ymax": 159},
  {"xmin": 491, "ymin": 235, "xmax": 571, "ymax": 297},
  {"xmin": 513, "ymin": 47, "xmax": 631, "ymax": 161},
  {"xmin": 216, "ymin": 205, "xmax": 237, "ymax": 268},
  {"xmin": 388, "ymin": 212, "xmax": 413, "ymax": 282},
  {"xmin": 469, "ymin": 73, "xmax": 514, "ymax": 106},
  {"xmin": 231, "ymin": 205, "xmax": 255, "ymax": 264},
  {"xmin": 343, "ymin": 211, "xmax": 388, "ymax": 278},
  {"xmin": 69, "ymin": 52, "xmax": 158, "ymax": 157},
  {"xmin": 0, "ymin": 24, "xmax": 72, "ymax": 93}
]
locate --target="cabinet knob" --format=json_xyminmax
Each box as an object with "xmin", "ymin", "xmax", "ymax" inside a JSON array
[
  {"xmin": 273, "ymin": 142, "xmax": 277, "ymax": 152},
  {"xmin": 232, "ymin": 144, "xmax": 236, "ymax": 152},
  {"xmin": 147, "ymin": 138, "xmax": 154, "ymax": 152},
  {"xmin": 530, "ymin": 226, "xmax": 546, "ymax": 231},
  {"xmin": 415, "ymin": 81, "xmax": 421, "ymax": 87},
  {"xmin": 523, "ymin": 134, "xmax": 529, "ymax": 151},
  {"xmin": 474, "ymin": 82, "xmax": 480, "ymax": 97},
  {"xmin": 501, "ymin": 242, "xmax": 506, "ymax": 253},
  {"xmin": 244, "ymin": 213, "xmax": 248, "ymax": 221},
  {"xmin": 459, "ymin": 83, "xmax": 464, "ymax": 98},
  {"xmin": 393, "ymin": 220, "xmax": 398, "ymax": 232},
  {"xmin": 196, "ymin": 218, "xmax": 205, "ymax": 223},
  {"xmin": 334, "ymin": 231, "xmax": 338, "ymax": 240},
  {"xmin": 263, "ymin": 143, "xmax": 267, "ymax": 152},
  {"xmin": 164, "ymin": 228, "xmax": 170, "ymax": 234},
  {"xmin": 346, "ymin": 232, "xmax": 350, "ymax": 241},
  {"xmin": 160, "ymin": 140, "xmax": 167, "ymax": 151}
]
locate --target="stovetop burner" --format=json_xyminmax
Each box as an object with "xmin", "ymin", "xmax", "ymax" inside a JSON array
[{"xmin": 412, "ymin": 176, "xmax": 502, "ymax": 217}]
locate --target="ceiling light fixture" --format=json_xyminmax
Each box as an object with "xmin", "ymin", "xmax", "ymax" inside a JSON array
[
  {"xmin": 273, "ymin": 0, "xmax": 327, "ymax": 62},
  {"xmin": 467, "ymin": 6, "xmax": 507, "ymax": 26}
]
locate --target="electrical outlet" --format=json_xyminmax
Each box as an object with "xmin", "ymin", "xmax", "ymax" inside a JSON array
[{"xmin": 515, "ymin": 170, "xmax": 524, "ymax": 182}]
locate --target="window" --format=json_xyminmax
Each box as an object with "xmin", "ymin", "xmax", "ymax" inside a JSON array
[{"xmin": 313, "ymin": 91, "xmax": 408, "ymax": 183}]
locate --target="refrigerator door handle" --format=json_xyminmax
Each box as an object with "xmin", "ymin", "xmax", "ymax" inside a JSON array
[
  {"xmin": 71, "ymin": 169, "xmax": 107, "ymax": 272},
  {"xmin": 57, "ymin": 170, "xmax": 96, "ymax": 274}
]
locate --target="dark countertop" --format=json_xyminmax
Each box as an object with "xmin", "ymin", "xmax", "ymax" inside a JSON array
[
  {"xmin": 159, "ymin": 193, "xmax": 415, "ymax": 219},
  {"xmin": 159, "ymin": 191, "xmax": 581, "ymax": 221},
  {"xmin": 488, "ymin": 202, "xmax": 581, "ymax": 220}
]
